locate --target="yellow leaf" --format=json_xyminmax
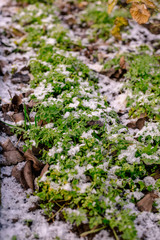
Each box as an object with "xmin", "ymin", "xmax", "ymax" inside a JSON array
[
  {"xmin": 111, "ymin": 17, "xmax": 128, "ymax": 40},
  {"xmin": 107, "ymin": 0, "xmax": 118, "ymax": 14},
  {"xmin": 111, "ymin": 26, "xmax": 122, "ymax": 40},
  {"xmin": 130, "ymin": 3, "xmax": 150, "ymax": 24},
  {"xmin": 115, "ymin": 17, "xmax": 128, "ymax": 27}
]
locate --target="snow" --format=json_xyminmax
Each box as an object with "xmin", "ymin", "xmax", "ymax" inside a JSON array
[{"xmin": 1, "ymin": 1, "xmax": 160, "ymax": 240}]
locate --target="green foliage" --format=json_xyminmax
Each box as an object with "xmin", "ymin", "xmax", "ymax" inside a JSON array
[
  {"xmin": 104, "ymin": 53, "xmax": 160, "ymax": 119},
  {"xmin": 13, "ymin": 3, "xmax": 160, "ymax": 240}
]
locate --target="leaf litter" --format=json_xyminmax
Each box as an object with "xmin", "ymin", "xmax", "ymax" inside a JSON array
[{"xmin": 0, "ymin": 0, "xmax": 160, "ymax": 240}]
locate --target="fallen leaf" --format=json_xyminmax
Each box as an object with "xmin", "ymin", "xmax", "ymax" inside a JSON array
[
  {"xmin": 127, "ymin": 117, "xmax": 146, "ymax": 130},
  {"xmin": 3, "ymin": 112, "xmax": 14, "ymax": 122},
  {"xmin": 87, "ymin": 120, "xmax": 104, "ymax": 127},
  {"xmin": 0, "ymin": 138, "xmax": 16, "ymax": 152},
  {"xmin": 127, "ymin": 121, "xmax": 136, "ymax": 129},
  {"xmin": 136, "ymin": 117, "xmax": 146, "ymax": 130},
  {"xmin": 0, "ymin": 121, "xmax": 13, "ymax": 136},
  {"xmin": 144, "ymin": 21, "xmax": 160, "ymax": 35},
  {"xmin": 23, "ymin": 160, "xmax": 35, "ymax": 190},
  {"xmin": 27, "ymin": 100, "xmax": 36, "ymax": 108},
  {"xmin": 120, "ymin": 56, "xmax": 126, "ymax": 69},
  {"xmin": 2, "ymin": 103, "xmax": 11, "ymax": 113},
  {"xmin": 40, "ymin": 163, "xmax": 49, "ymax": 177},
  {"xmin": 130, "ymin": 3, "xmax": 150, "ymax": 24},
  {"xmin": 0, "ymin": 60, "xmax": 7, "ymax": 75},
  {"xmin": 0, "ymin": 139, "xmax": 24, "ymax": 166},
  {"xmin": 11, "ymin": 72, "xmax": 30, "ymax": 84},
  {"xmin": 111, "ymin": 17, "xmax": 128, "ymax": 40},
  {"xmin": 13, "ymin": 112, "xmax": 25, "ymax": 123},
  {"xmin": 107, "ymin": 0, "xmax": 118, "ymax": 14},
  {"xmin": 11, "ymin": 165, "xmax": 21, "ymax": 182},
  {"xmin": 23, "ymin": 90, "xmax": 34, "ymax": 98},
  {"xmin": 3, "ymin": 151, "xmax": 24, "ymax": 165},
  {"xmin": 137, "ymin": 193, "xmax": 158, "ymax": 212},
  {"xmin": 12, "ymin": 94, "xmax": 22, "ymax": 106},
  {"xmin": 24, "ymin": 149, "xmax": 44, "ymax": 172}
]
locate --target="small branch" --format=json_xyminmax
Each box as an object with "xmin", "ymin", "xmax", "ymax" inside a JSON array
[
  {"xmin": 8, "ymin": 90, "xmax": 12, "ymax": 99},
  {"xmin": 15, "ymin": 136, "xmax": 22, "ymax": 147},
  {"xmin": 112, "ymin": 228, "xmax": 119, "ymax": 240},
  {"xmin": 80, "ymin": 226, "xmax": 106, "ymax": 237}
]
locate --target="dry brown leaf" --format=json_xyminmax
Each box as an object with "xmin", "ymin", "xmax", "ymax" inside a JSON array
[
  {"xmin": 137, "ymin": 193, "xmax": 158, "ymax": 212},
  {"xmin": 87, "ymin": 120, "xmax": 104, "ymax": 127},
  {"xmin": 13, "ymin": 112, "xmax": 24, "ymax": 123},
  {"xmin": 0, "ymin": 121, "xmax": 13, "ymax": 136},
  {"xmin": 127, "ymin": 121, "xmax": 137, "ymax": 129},
  {"xmin": 23, "ymin": 160, "xmax": 35, "ymax": 190},
  {"xmin": 3, "ymin": 113, "xmax": 14, "ymax": 122},
  {"xmin": 120, "ymin": 56, "xmax": 126, "ymax": 69},
  {"xmin": 2, "ymin": 103, "xmax": 11, "ymax": 113},
  {"xmin": 3, "ymin": 151, "xmax": 24, "ymax": 165},
  {"xmin": 24, "ymin": 149, "xmax": 44, "ymax": 171},
  {"xmin": 136, "ymin": 117, "xmax": 146, "ymax": 130},
  {"xmin": 127, "ymin": 117, "xmax": 146, "ymax": 130},
  {"xmin": 12, "ymin": 94, "xmax": 22, "ymax": 106},
  {"xmin": 130, "ymin": 3, "xmax": 150, "ymax": 24},
  {"xmin": 0, "ymin": 138, "xmax": 16, "ymax": 152},
  {"xmin": 40, "ymin": 163, "xmax": 49, "ymax": 177},
  {"xmin": 23, "ymin": 90, "xmax": 34, "ymax": 98},
  {"xmin": 11, "ymin": 165, "xmax": 21, "ymax": 182}
]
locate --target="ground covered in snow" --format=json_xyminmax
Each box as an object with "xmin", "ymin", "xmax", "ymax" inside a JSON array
[{"xmin": 0, "ymin": 1, "xmax": 160, "ymax": 240}]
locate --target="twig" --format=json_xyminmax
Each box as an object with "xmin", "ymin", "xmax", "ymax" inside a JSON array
[
  {"xmin": 112, "ymin": 228, "xmax": 119, "ymax": 240},
  {"xmin": 80, "ymin": 226, "xmax": 106, "ymax": 237},
  {"xmin": 16, "ymin": 136, "xmax": 22, "ymax": 147},
  {"xmin": 8, "ymin": 90, "xmax": 12, "ymax": 99}
]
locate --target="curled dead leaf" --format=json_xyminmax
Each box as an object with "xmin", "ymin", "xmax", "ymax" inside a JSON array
[
  {"xmin": 23, "ymin": 160, "xmax": 35, "ymax": 190},
  {"xmin": 130, "ymin": 3, "xmax": 150, "ymax": 24},
  {"xmin": 24, "ymin": 149, "xmax": 44, "ymax": 172},
  {"xmin": 40, "ymin": 163, "xmax": 49, "ymax": 177},
  {"xmin": 120, "ymin": 56, "xmax": 126, "ymax": 69},
  {"xmin": 137, "ymin": 193, "xmax": 158, "ymax": 212},
  {"xmin": 12, "ymin": 94, "xmax": 22, "ymax": 106},
  {"xmin": 11, "ymin": 165, "xmax": 21, "ymax": 183},
  {"xmin": 0, "ymin": 138, "xmax": 16, "ymax": 152}
]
